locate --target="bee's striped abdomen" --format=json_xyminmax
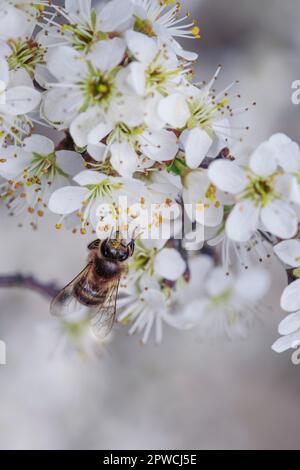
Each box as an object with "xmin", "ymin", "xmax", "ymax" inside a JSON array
[{"xmin": 73, "ymin": 275, "xmax": 109, "ymax": 307}]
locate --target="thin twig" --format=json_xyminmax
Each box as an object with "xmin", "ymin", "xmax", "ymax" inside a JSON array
[{"xmin": 0, "ymin": 274, "xmax": 60, "ymax": 299}]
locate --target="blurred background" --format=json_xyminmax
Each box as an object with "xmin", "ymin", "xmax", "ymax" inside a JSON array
[{"xmin": 1, "ymin": 0, "xmax": 300, "ymax": 450}]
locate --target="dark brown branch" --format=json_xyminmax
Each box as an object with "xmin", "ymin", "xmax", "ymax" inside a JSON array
[{"xmin": 0, "ymin": 274, "xmax": 60, "ymax": 299}]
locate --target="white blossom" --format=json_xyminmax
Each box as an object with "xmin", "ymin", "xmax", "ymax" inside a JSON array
[
  {"xmin": 208, "ymin": 137, "xmax": 300, "ymax": 242},
  {"xmin": 0, "ymin": 56, "xmax": 40, "ymax": 145},
  {"xmin": 179, "ymin": 264, "xmax": 270, "ymax": 339},
  {"xmin": 0, "ymin": 134, "xmax": 83, "ymax": 220},
  {"xmin": 131, "ymin": 0, "xmax": 200, "ymax": 60},
  {"xmin": 118, "ymin": 274, "xmax": 182, "ymax": 344},
  {"xmin": 272, "ymin": 240, "xmax": 300, "ymax": 355}
]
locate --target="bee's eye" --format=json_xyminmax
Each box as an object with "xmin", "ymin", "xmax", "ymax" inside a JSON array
[{"xmin": 101, "ymin": 240, "xmax": 111, "ymax": 258}]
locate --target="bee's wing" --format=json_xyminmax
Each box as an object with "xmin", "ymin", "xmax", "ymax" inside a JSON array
[
  {"xmin": 90, "ymin": 278, "xmax": 120, "ymax": 338},
  {"xmin": 50, "ymin": 265, "xmax": 92, "ymax": 318}
]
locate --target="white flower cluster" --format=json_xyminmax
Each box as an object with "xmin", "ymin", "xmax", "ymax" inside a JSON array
[{"xmin": 0, "ymin": 0, "xmax": 299, "ymax": 358}]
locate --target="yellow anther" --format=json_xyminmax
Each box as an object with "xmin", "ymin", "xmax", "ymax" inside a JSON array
[{"xmin": 191, "ymin": 26, "xmax": 201, "ymax": 38}]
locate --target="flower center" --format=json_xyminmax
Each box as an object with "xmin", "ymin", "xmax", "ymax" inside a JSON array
[
  {"xmin": 132, "ymin": 242, "xmax": 157, "ymax": 275},
  {"xmin": 79, "ymin": 65, "xmax": 116, "ymax": 111},
  {"xmin": 146, "ymin": 63, "xmax": 179, "ymax": 91},
  {"xmin": 242, "ymin": 175, "xmax": 276, "ymax": 207},
  {"xmin": 61, "ymin": 318, "xmax": 90, "ymax": 339},
  {"xmin": 107, "ymin": 122, "xmax": 145, "ymax": 146},
  {"xmin": 85, "ymin": 178, "xmax": 123, "ymax": 200},
  {"xmin": 187, "ymin": 98, "xmax": 229, "ymax": 134},
  {"xmin": 0, "ymin": 115, "xmax": 31, "ymax": 146},
  {"xmin": 210, "ymin": 289, "xmax": 232, "ymax": 307},
  {"xmin": 61, "ymin": 11, "xmax": 109, "ymax": 53},
  {"xmin": 205, "ymin": 184, "xmax": 217, "ymax": 202},
  {"xmin": 133, "ymin": 16, "xmax": 156, "ymax": 37},
  {"xmin": 25, "ymin": 152, "xmax": 68, "ymax": 185},
  {"xmin": 7, "ymin": 39, "xmax": 45, "ymax": 76}
]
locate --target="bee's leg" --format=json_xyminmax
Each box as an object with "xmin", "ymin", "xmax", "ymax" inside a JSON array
[{"xmin": 88, "ymin": 240, "xmax": 101, "ymax": 251}]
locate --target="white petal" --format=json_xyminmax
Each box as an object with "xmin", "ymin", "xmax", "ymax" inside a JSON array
[
  {"xmin": 182, "ymin": 170, "xmax": 209, "ymax": 205},
  {"xmin": 10, "ymin": 68, "xmax": 33, "ymax": 87},
  {"xmin": 140, "ymin": 238, "xmax": 167, "ymax": 251},
  {"xmin": 0, "ymin": 56, "xmax": 9, "ymax": 86},
  {"xmin": 274, "ymin": 174, "xmax": 294, "ymax": 200},
  {"xmin": 226, "ymin": 200, "xmax": 260, "ymax": 242},
  {"xmin": 268, "ymin": 134, "xmax": 300, "ymax": 172},
  {"xmin": 56, "ymin": 151, "xmax": 84, "ymax": 177},
  {"xmin": 208, "ymin": 160, "xmax": 248, "ymax": 194},
  {"xmin": 158, "ymin": 93, "xmax": 190, "ymax": 128},
  {"xmin": 275, "ymin": 141, "xmax": 300, "ymax": 173},
  {"xmin": 154, "ymin": 248, "xmax": 186, "ymax": 281},
  {"xmin": 73, "ymin": 170, "xmax": 107, "ymax": 186},
  {"xmin": 97, "ymin": 0, "xmax": 134, "ymax": 31},
  {"xmin": 195, "ymin": 203, "xmax": 224, "ymax": 228},
  {"xmin": 235, "ymin": 268, "xmax": 270, "ymax": 302},
  {"xmin": 140, "ymin": 129, "xmax": 178, "ymax": 162},
  {"xmin": 272, "ymin": 332, "xmax": 300, "ymax": 353},
  {"xmin": 281, "ymin": 280, "xmax": 300, "ymax": 312},
  {"xmin": 167, "ymin": 38, "xmax": 198, "ymax": 61},
  {"xmin": 180, "ymin": 299, "xmax": 208, "ymax": 329},
  {"xmin": 211, "ymin": 118, "xmax": 232, "ymax": 150},
  {"xmin": 0, "ymin": 5, "xmax": 32, "ymax": 40},
  {"xmin": 269, "ymin": 133, "xmax": 292, "ymax": 146},
  {"xmin": 125, "ymin": 30, "xmax": 157, "ymax": 65},
  {"xmin": 290, "ymin": 177, "xmax": 300, "ymax": 205},
  {"xmin": 48, "ymin": 186, "xmax": 89, "ymax": 214},
  {"xmin": 205, "ymin": 267, "xmax": 232, "ymax": 296},
  {"xmin": 65, "ymin": 0, "xmax": 91, "ymax": 22},
  {"xmin": 47, "ymin": 46, "xmax": 87, "ymax": 82},
  {"xmin": 110, "ymin": 141, "xmax": 139, "ymax": 177},
  {"xmin": 1, "ymin": 86, "xmax": 40, "ymax": 115},
  {"xmin": 23, "ymin": 135, "xmax": 54, "ymax": 155},
  {"xmin": 274, "ymin": 240, "xmax": 300, "ymax": 267},
  {"xmin": 182, "ymin": 128, "xmax": 212, "ymax": 169},
  {"xmin": 249, "ymin": 141, "xmax": 277, "ymax": 177},
  {"xmin": 143, "ymin": 93, "xmax": 165, "ymax": 130},
  {"xmin": 278, "ymin": 311, "xmax": 300, "ymax": 335},
  {"xmin": 261, "ymin": 200, "xmax": 297, "ymax": 239},
  {"xmin": 87, "ymin": 143, "xmax": 106, "ymax": 162},
  {"xmin": 87, "ymin": 121, "xmax": 113, "ymax": 146},
  {"xmin": 0, "ymin": 146, "xmax": 30, "ymax": 179},
  {"xmin": 42, "ymin": 88, "xmax": 81, "ymax": 127},
  {"xmin": 125, "ymin": 61, "xmax": 146, "ymax": 95},
  {"xmin": 70, "ymin": 108, "xmax": 104, "ymax": 147},
  {"xmin": 109, "ymin": 95, "xmax": 144, "ymax": 127},
  {"xmin": 88, "ymin": 38, "xmax": 125, "ymax": 71}
]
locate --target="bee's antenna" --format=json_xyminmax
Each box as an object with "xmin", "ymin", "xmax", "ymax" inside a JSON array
[
  {"xmin": 132, "ymin": 226, "xmax": 142, "ymax": 241},
  {"xmin": 108, "ymin": 226, "xmax": 114, "ymax": 240}
]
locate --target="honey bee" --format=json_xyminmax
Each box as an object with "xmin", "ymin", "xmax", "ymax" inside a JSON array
[{"xmin": 50, "ymin": 234, "xmax": 135, "ymax": 337}]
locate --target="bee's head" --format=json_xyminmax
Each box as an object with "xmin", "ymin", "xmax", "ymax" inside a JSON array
[{"xmin": 101, "ymin": 237, "xmax": 135, "ymax": 262}]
